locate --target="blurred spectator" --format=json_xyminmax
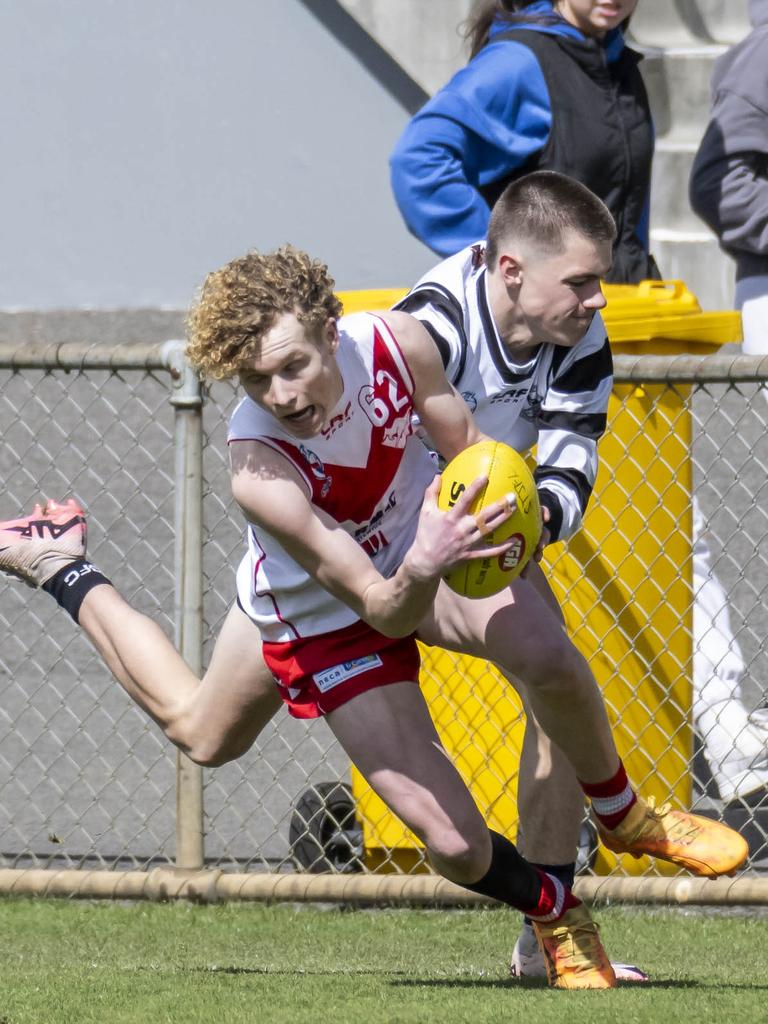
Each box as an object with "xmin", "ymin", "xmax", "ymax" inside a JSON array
[
  {"xmin": 391, "ymin": 0, "xmax": 768, "ymax": 804},
  {"xmin": 391, "ymin": 0, "xmax": 658, "ymax": 282},
  {"xmin": 689, "ymin": 0, "xmax": 768, "ymax": 799},
  {"xmin": 690, "ymin": 0, "xmax": 768, "ymax": 356}
]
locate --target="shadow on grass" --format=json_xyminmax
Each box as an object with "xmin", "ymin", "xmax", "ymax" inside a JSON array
[
  {"xmin": 184, "ymin": 966, "xmax": 413, "ymax": 977},
  {"xmin": 173, "ymin": 967, "xmax": 768, "ymax": 993},
  {"xmin": 185, "ymin": 967, "xmax": 534, "ymax": 987},
  {"xmin": 393, "ymin": 978, "xmax": 768, "ymax": 992}
]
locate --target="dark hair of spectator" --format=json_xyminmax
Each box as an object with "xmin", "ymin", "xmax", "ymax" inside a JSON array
[
  {"xmin": 464, "ymin": 1, "xmax": 631, "ymax": 60},
  {"xmin": 486, "ymin": 170, "xmax": 617, "ymax": 267}
]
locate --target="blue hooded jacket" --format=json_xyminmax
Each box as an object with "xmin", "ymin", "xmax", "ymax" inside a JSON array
[{"xmin": 390, "ymin": 0, "xmax": 652, "ymax": 269}]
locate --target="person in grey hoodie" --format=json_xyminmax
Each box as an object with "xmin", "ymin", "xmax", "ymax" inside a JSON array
[
  {"xmin": 688, "ymin": 0, "xmax": 768, "ymax": 802},
  {"xmin": 690, "ymin": 0, "xmax": 768, "ymax": 354}
]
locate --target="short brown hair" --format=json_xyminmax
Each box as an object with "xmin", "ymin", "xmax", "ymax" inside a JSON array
[
  {"xmin": 486, "ymin": 171, "xmax": 617, "ymax": 268},
  {"xmin": 186, "ymin": 245, "xmax": 343, "ymax": 379}
]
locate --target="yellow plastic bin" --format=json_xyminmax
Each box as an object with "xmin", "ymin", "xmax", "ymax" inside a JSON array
[{"xmin": 336, "ymin": 282, "xmax": 741, "ymax": 877}]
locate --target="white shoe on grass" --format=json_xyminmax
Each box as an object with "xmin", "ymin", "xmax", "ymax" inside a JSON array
[{"xmin": 509, "ymin": 920, "xmax": 649, "ymax": 983}]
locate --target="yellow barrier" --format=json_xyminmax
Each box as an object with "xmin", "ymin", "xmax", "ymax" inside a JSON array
[{"xmin": 337, "ymin": 282, "xmax": 741, "ymax": 876}]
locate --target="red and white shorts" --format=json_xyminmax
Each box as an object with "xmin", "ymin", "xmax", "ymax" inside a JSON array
[{"xmin": 262, "ymin": 619, "xmax": 421, "ymax": 720}]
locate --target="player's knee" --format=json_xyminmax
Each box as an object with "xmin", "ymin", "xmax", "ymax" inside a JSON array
[
  {"xmin": 424, "ymin": 824, "xmax": 490, "ymax": 882},
  {"xmin": 523, "ymin": 636, "xmax": 590, "ymax": 695}
]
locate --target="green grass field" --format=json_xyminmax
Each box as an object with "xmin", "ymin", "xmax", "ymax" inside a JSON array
[{"xmin": 1, "ymin": 899, "xmax": 767, "ymax": 1024}]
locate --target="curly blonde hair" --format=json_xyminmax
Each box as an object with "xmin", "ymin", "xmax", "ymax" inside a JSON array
[{"xmin": 186, "ymin": 245, "xmax": 343, "ymax": 379}]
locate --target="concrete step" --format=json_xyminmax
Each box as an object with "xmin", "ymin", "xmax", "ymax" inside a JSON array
[
  {"xmin": 630, "ymin": 0, "xmax": 750, "ymax": 47},
  {"xmin": 640, "ymin": 46, "xmax": 727, "ymax": 140},
  {"xmin": 649, "ymin": 232, "xmax": 735, "ymax": 310},
  {"xmin": 650, "ymin": 141, "xmax": 704, "ymax": 231}
]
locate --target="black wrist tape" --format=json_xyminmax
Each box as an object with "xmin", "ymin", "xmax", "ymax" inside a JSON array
[
  {"xmin": 42, "ymin": 559, "xmax": 112, "ymax": 624},
  {"xmin": 463, "ymin": 829, "xmax": 542, "ymax": 911}
]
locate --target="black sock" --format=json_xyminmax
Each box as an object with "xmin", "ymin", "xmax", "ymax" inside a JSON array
[
  {"xmin": 462, "ymin": 830, "xmax": 542, "ymax": 912},
  {"xmin": 42, "ymin": 559, "xmax": 112, "ymax": 624},
  {"xmin": 523, "ymin": 862, "xmax": 575, "ymax": 927}
]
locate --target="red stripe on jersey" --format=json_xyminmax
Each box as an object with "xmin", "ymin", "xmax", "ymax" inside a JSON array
[
  {"xmin": 266, "ymin": 324, "xmax": 415, "ymax": 525},
  {"xmin": 252, "ymin": 534, "xmax": 300, "ymax": 639}
]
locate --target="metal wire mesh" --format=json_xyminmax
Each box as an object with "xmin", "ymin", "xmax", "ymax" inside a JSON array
[
  {"xmin": 0, "ymin": 363, "xmax": 177, "ymax": 869},
  {"xmin": 1, "ymin": 348, "xmax": 767, "ymax": 880}
]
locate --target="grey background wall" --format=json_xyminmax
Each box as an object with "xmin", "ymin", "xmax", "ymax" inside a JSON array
[
  {"xmin": 0, "ymin": 0, "xmax": 755, "ymax": 316},
  {"xmin": 0, "ymin": 0, "xmax": 434, "ymax": 311}
]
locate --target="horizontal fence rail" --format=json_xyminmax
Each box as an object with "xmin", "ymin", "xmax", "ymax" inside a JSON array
[{"xmin": 0, "ymin": 346, "xmax": 767, "ymax": 903}]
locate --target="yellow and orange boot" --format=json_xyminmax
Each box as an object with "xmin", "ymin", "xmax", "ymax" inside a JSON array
[
  {"xmin": 599, "ymin": 796, "xmax": 749, "ymax": 878},
  {"xmin": 532, "ymin": 903, "xmax": 617, "ymax": 990}
]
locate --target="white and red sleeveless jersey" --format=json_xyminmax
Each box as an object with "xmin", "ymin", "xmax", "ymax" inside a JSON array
[{"xmin": 227, "ymin": 312, "xmax": 438, "ymax": 643}]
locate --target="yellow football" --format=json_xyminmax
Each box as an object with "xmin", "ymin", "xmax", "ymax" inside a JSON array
[{"xmin": 437, "ymin": 440, "xmax": 541, "ymax": 598}]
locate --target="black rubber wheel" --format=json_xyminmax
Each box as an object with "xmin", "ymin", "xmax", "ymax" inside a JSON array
[{"xmin": 289, "ymin": 781, "xmax": 364, "ymax": 873}]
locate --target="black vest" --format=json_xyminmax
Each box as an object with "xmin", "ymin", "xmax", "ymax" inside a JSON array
[{"xmin": 479, "ymin": 29, "xmax": 658, "ymax": 284}]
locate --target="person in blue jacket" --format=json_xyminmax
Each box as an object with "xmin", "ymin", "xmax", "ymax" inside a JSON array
[{"xmin": 390, "ymin": 0, "xmax": 658, "ymax": 283}]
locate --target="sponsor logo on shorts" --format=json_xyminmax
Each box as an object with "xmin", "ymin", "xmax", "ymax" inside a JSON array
[
  {"xmin": 313, "ymin": 653, "xmax": 383, "ymax": 693},
  {"xmin": 499, "ymin": 534, "xmax": 525, "ymax": 571}
]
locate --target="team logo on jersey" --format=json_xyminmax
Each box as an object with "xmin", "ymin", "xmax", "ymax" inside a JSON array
[
  {"xmin": 321, "ymin": 401, "xmax": 353, "ymax": 439},
  {"xmin": 520, "ymin": 382, "xmax": 544, "ymax": 423},
  {"xmin": 382, "ymin": 411, "xmax": 412, "ymax": 449},
  {"xmin": 461, "ymin": 391, "xmax": 477, "ymax": 412},
  {"xmin": 299, "ymin": 444, "xmax": 333, "ymax": 498},
  {"xmin": 470, "ymin": 244, "xmax": 485, "ymax": 269},
  {"xmin": 490, "ymin": 386, "xmax": 529, "ymax": 406},
  {"xmin": 354, "ymin": 490, "xmax": 396, "ymax": 556}
]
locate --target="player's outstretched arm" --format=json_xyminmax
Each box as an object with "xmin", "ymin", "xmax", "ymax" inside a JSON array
[{"xmin": 230, "ymin": 440, "xmax": 514, "ymax": 638}]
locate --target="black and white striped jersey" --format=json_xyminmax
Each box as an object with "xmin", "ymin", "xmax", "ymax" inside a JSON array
[{"xmin": 395, "ymin": 243, "xmax": 613, "ymax": 543}]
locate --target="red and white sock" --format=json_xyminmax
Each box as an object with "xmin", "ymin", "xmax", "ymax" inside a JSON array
[
  {"xmin": 580, "ymin": 761, "xmax": 637, "ymax": 831},
  {"xmin": 525, "ymin": 869, "xmax": 581, "ymax": 923}
]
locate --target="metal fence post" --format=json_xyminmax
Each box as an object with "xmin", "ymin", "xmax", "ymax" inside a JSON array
[{"xmin": 165, "ymin": 341, "xmax": 206, "ymax": 871}]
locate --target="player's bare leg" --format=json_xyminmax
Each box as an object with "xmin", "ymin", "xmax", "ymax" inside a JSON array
[
  {"xmin": 327, "ymin": 680, "xmax": 491, "ymax": 883},
  {"xmin": 419, "ymin": 564, "xmax": 619, "ymax": 783},
  {"xmin": 78, "ymin": 591, "xmax": 281, "ymax": 765},
  {"xmin": 418, "ymin": 562, "xmax": 749, "ymax": 878},
  {"xmin": 327, "ymin": 681, "xmax": 616, "ymax": 990},
  {"xmin": 496, "ymin": 566, "xmax": 589, "ymax": 865},
  {"xmin": 515, "ymin": 705, "xmax": 585, "ymax": 864}
]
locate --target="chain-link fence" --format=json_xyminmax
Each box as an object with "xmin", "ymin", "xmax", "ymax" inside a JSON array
[{"xmin": 1, "ymin": 343, "xmax": 767, "ymax": 895}]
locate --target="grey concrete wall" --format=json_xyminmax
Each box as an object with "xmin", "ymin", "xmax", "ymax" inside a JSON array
[
  {"xmin": 339, "ymin": 0, "xmax": 474, "ymax": 93},
  {"xmin": 0, "ymin": 0, "xmax": 434, "ymax": 311}
]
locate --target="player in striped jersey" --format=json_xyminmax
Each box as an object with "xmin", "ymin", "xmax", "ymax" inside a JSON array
[
  {"xmin": 395, "ymin": 187, "xmax": 611, "ymax": 548},
  {"xmin": 394, "ymin": 170, "xmax": 637, "ymax": 979}
]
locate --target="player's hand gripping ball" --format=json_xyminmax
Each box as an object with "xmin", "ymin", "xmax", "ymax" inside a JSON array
[{"xmin": 438, "ymin": 441, "xmax": 541, "ymax": 598}]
